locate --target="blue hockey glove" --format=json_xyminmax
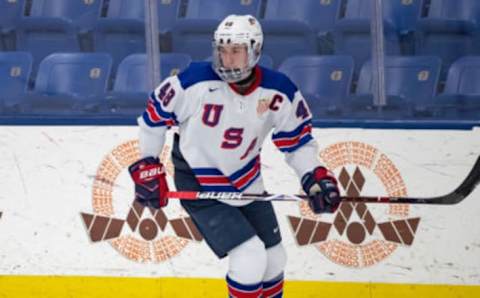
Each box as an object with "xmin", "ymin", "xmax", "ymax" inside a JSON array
[
  {"xmin": 302, "ymin": 166, "xmax": 341, "ymax": 213},
  {"xmin": 129, "ymin": 157, "xmax": 169, "ymax": 209}
]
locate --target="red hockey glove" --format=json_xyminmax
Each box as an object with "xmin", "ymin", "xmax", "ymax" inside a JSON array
[
  {"xmin": 301, "ymin": 166, "xmax": 341, "ymax": 213},
  {"xmin": 129, "ymin": 157, "xmax": 169, "ymax": 209}
]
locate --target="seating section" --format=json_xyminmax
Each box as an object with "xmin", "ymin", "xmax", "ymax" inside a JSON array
[
  {"xmin": 0, "ymin": 51, "xmax": 32, "ymax": 112},
  {"xmin": 333, "ymin": 0, "xmax": 424, "ymax": 76},
  {"xmin": 94, "ymin": 0, "xmax": 181, "ymax": 70},
  {"xmin": 278, "ymin": 55, "xmax": 354, "ymax": 117},
  {"xmin": 261, "ymin": 20, "xmax": 317, "ymax": 69},
  {"xmin": 264, "ymin": 0, "xmax": 341, "ymax": 35},
  {"xmin": 415, "ymin": 0, "xmax": 480, "ymax": 78},
  {"xmin": 0, "ymin": 0, "xmax": 25, "ymax": 50},
  {"xmin": 349, "ymin": 56, "xmax": 441, "ymax": 118},
  {"xmin": 29, "ymin": 0, "xmax": 102, "ymax": 30},
  {"xmin": 182, "ymin": 0, "xmax": 262, "ymax": 20},
  {"xmin": 263, "ymin": 0, "xmax": 342, "ymax": 54},
  {"xmin": 0, "ymin": 0, "xmax": 479, "ymax": 121},
  {"xmin": 23, "ymin": 53, "xmax": 112, "ymax": 114},
  {"xmin": 16, "ymin": 0, "xmax": 103, "ymax": 73},
  {"xmin": 433, "ymin": 56, "xmax": 480, "ymax": 119},
  {"xmin": 107, "ymin": 53, "xmax": 191, "ymax": 115}
]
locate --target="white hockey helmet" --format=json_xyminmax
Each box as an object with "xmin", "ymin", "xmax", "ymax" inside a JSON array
[{"xmin": 212, "ymin": 14, "xmax": 263, "ymax": 83}]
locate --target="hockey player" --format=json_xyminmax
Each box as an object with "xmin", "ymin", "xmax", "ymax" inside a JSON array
[{"xmin": 129, "ymin": 14, "xmax": 340, "ymax": 298}]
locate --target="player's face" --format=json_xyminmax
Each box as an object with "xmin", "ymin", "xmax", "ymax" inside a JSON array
[{"xmin": 218, "ymin": 44, "xmax": 248, "ymax": 69}]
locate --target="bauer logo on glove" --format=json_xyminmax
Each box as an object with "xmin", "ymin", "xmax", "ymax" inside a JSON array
[{"xmin": 136, "ymin": 166, "xmax": 164, "ymax": 181}]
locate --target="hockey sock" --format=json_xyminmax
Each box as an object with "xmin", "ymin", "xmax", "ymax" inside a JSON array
[
  {"xmin": 226, "ymin": 275, "xmax": 263, "ymax": 298},
  {"xmin": 262, "ymin": 273, "xmax": 284, "ymax": 298}
]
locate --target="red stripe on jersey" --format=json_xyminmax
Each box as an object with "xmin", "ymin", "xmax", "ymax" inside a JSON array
[
  {"xmin": 146, "ymin": 101, "xmax": 162, "ymax": 122},
  {"xmin": 233, "ymin": 162, "xmax": 260, "ymax": 189},
  {"xmin": 164, "ymin": 119, "xmax": 175, "ymax": 126},
  {"xmin": 197, "ymin": 176, "xmax": 231, "ymax": 184},
  {"xmin": 146, "ymin": 101, "xmax": 176, "ymax": 126}
]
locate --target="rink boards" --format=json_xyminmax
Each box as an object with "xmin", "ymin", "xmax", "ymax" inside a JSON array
[{"xmin": 0, "ymin": 126, "xmax": 479, "ymax": 297}]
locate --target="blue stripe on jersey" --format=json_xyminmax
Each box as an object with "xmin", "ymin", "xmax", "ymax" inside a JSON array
[
  {"xmin": 150, "ymin": 93, "xmax": 178, "ymax": 120},
  {"xmin": 260, "ymin": 66, "xmax": 298, "ymax": 102},
  {"xmin": 229, "ymin": 155, "xmax": 259, "ymax": 181},
  {"xmin": 229, "ymin": 155, "xmax": 261, "ymax": 191},
  {"xmin": 192, "ymin": 168, "xmax": 224, "ymax": 176},
  {"xmin": 177, "ymin": 62, "xmax": 222, "ymax": 90},
  {"xmin": 191, "ymin": 156, "xmax": 261, "ymax": 192},
  {"xmin": 272, "ymin": 119, "xmax": 312, "ymax": 139},
  {"xmin": 142, "ymin": 94, "xmax": 178, "ymax": 127},
  {"xmin": 237, "ymin": 170, "xmax": 260, "ymax": 192}
]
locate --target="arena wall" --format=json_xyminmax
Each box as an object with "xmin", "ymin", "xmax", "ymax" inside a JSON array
[{"xmin": 0, "ymin": 126, "xmax": 479, "ymax": 297}]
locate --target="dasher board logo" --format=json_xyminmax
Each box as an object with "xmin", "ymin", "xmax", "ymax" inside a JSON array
[
  {"xmin": 288, "ymin": 142, "xmax": 420, "ymax": 268},
  {"xmin": 81, "ymin": 140, "xmax": 203, "ymax": 263}
]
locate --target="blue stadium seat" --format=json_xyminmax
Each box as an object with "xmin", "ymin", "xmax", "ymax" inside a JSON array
[
  {"xmin": 28, "ymin": 0, "xmax": 102, "ymax": 31},
  {"xmin": 0, "ymin": 52, "xmax": 32, "ymax": 113},
  {"xmin": 261, "ymin": 21, "xmax": 317, "ymax": 68},
  {"xmin": 171, "ymin": 0, "xmax": 262, "ymax": 60},
  {"xmin": 99, "ymin": 0, "xmax": 181, "ymax": 34},
  {"xmin": 94, "ymin": 0, "xmax": 180, "ymax": 71},
  {"xmin": 183, "ymin": 0, "xmax": 262, "ymax": 20},
  {"xmin": 0, "ymin": 0, "xmax": 25, "ymax": 50},
  {"xmin": 433, "ymin": 56, "xmax": 480, "ymax": 119},
  {"xmin": 278, "ymin": 55, "xmax": 354, "ymax": 118},
  {"xmin": 348, "ymin": 56, "xmax": 441, "ymax": 118},
  {"xmin": 23, "ymin": 53, "xmax": 112, "ymax": 114},
  {"xmin": 0, "ymin": 0, "xmax": 25, "ymax": 32},
  {"xmin": 263, "ymin": 0, "xmax": 342, "ymax": 53},
  {"xmin": 107, "ymin": 53, "xmax": 191, "ymax": 115},
  {"xmin": 264, "ymin": 0, "xmax": 341, "ymax": 34},
  {"xmin": 387, "ymin": 0, "xmax": 423, "ymax": 34},
  {"xmin": 16, "ymin": 0, "xmax": 103, "ymax": 73},
  {"xmin": 415, "ymin": 0, "xmax": 480, "ymax": 78},
  {"xmin": 333, "ymin": 0, "xmax": 421, "ymax": 76},
  {"xmin": 157, "ymin": 0, "xmax": 181, "ymax": 34}
]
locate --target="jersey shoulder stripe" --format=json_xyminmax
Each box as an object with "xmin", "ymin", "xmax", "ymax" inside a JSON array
[
  {"xmin": 272, "ymin": 119, "xmax": 312, "ymax": 139},
  {"xmin": 260, "ymin": 66, "xmax": 298, "ymax": 102},
  {"xmin": 177, "ymin": 62, "xmax": 222, "ymax": 90},
  {"xmin": 275, "ymin": 133, "xmax": 313, "ymax": 153},
  {"xmin": 272, "ymin": 120, "xmax": 314, "ymax": 152},
  {"xmin": 142, "ymin": 96, "xmax": 178, "ymax": 127}
]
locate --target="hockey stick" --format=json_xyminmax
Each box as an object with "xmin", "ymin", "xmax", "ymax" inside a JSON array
[{"xmin": 167, "ymin": 156, "xmax": 480, "ymax": 205}]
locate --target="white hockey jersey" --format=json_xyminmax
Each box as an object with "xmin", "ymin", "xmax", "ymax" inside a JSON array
[{"xmin": 138, "ymin": 62, "xmax": 321, "ymax": 202}]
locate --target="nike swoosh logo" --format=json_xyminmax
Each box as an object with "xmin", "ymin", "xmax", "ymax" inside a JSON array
[{"xmin": 209, "ymin": 88, "xmax": 219, "ymax": 92}]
